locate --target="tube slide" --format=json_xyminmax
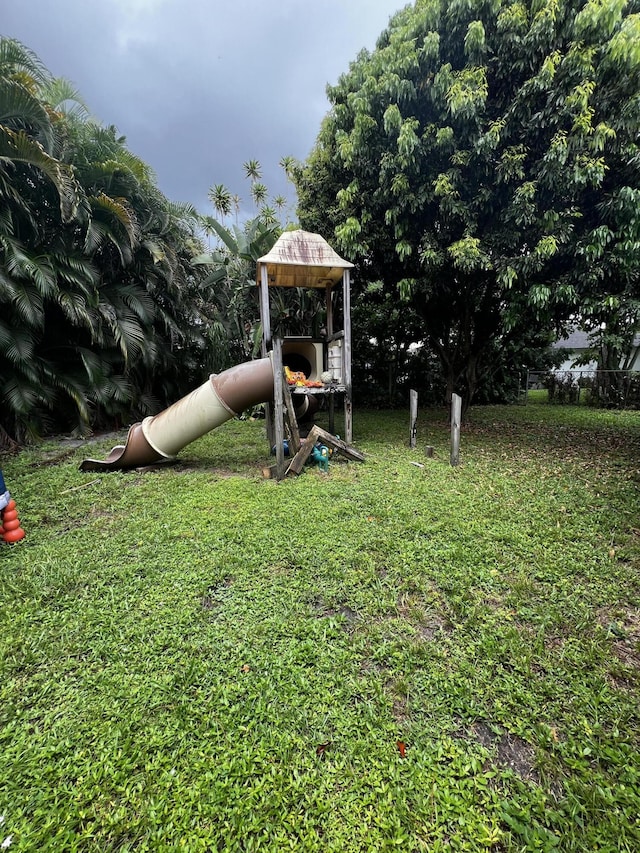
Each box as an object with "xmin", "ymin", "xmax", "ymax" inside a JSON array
[{"xmin": 80, "ymin": 356, "xmax": 278, "ymax": 472}]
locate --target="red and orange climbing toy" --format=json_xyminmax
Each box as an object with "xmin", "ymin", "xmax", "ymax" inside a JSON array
[{"xmin": 0, "ymin": 469, "xmax": 25, "ymax": 543}]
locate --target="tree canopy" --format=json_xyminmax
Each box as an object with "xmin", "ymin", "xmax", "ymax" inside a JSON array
[
  {"xmin": 0, "ymin": 38, "xmax": 212, "ymax": 444},
  {"xmin": 295, "ymin": 0, "xmax": 640, "ymax": 405}
]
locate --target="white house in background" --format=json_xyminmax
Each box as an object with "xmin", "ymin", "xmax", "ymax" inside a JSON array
[
  {"xmin": 551, "ymin": 328, "xmax": 598, "ymax": 373},
  {"xmin": 551, "ymin": 327, "xmax": 640, "ymax": 373}
]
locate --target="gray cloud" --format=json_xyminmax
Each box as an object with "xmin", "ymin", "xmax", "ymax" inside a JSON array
[{"xmin": 3, "ymin": 0, "xmax": 405, "ymax": 217}]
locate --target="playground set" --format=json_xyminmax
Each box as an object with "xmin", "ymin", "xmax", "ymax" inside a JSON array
[{"xmin": 81, "ymin": 230, "xmax": 364, "ymax": 479}]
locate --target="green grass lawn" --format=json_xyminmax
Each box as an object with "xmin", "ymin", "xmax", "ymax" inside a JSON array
[{"xmin": 1, "ymin": 404, "xmax": 639, "ymax": 851}]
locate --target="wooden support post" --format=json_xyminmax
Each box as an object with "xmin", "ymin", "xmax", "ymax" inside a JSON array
[
  {"xmin": 342, "ymin": 269, "xmax": 353, "ymax": 444},
  {"xmin": 450, "ymin": 393, "xmax": 462, "ymax": 467},
  {"xmin": 328, "ymin": 393, "xmax": 335, "ymax": 436},
  {"xmin": 281, "ymin": 376, "xmax": 301, "ymax": 455},
  {"xmin": 409, "ymin": 389, "xmax": 418, "ymax": 448},
  {"xmin": 258, "ymin": 263, "xmax": 274, "ymax": 446},
  {"xmin": 325, "ymin": 282, "xmax": 334, "ymax": 340},
  {"xmin": 258, "ymin": 264, "xmax": 271, "ymax": 355},
  {"xmin": 272, "ymin": 338, "xmax": 286, "ymax": 480}
]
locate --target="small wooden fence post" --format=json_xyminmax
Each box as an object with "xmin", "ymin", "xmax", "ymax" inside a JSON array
[
  {"xmin": 450, "ymin": 393, "xmax": 462, "ymax": 467},
  {"xmin": 409, "ymin": 390, "xmax": 418, "ymax": 449}
]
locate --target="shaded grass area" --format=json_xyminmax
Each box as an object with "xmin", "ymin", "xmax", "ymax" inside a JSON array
[{"xmin": 1, "ymin": 405, "xmax": 639, "ymax": 851}]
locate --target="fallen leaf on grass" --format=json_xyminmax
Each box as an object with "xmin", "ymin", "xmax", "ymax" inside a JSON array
[
  {"xmin": 241, "ymin": 664, "xmax": 251, "ymax": 673},
  {"xmin": 316, "ymin": 742, "xmax": 331, "ymax": 759},
  {"xmin": 397, "ymin": 740, "xmax": 407, "ymax": 758}
]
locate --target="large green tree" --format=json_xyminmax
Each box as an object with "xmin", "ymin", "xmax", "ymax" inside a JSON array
[{"xmin": 295, "ymin": 0, "xmax": 640, "ymax": 406}]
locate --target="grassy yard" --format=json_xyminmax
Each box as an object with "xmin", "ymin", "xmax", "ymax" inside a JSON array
[{"xmin": 1, "ymin": 403, "xmax": 639, "ymax": 852}]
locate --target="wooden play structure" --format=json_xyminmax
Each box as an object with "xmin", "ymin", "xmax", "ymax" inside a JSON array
[
  {"xmin": 256, "ymin": 230, "xmax": 363, "ymax": 480},
  {"xmin": 80, "ymin": 229, "xmax": 364, "ymax": 478}
]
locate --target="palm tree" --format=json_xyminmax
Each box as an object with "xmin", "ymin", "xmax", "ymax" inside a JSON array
[
  {"xmin": 208, "ymin": 183, "xmax": 233, "ymax": 222},
  {"xmin": 279, "ymin": 156, "xmax": 297, "ymax": 181},
  {"xmin": 243, "ymin": 159, "xmax": 262, "ymax": 182},
  {"xmin": 260, "ymin": 205, "xmax": 278, "ymax": 227},
  {"xmin": 231, "ymin": 194, "xmax": 241, "ymax": 225},
  {"xmin": 0, "ymin": 38, "xmax": 94, "ymax": 442},
  {"xmin": 192, "ymin": 215, "xmax": 280, "ymax": 368},
  {"xmin": 0, "ymin": 37, "xmax": 212, "ymax": 442},
  {"xmin": 250, "ymin": 182, "xmax": 268, "ymax": 208}
]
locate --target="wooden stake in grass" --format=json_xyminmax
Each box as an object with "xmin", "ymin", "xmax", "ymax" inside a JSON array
[
  {"xmin": 409, "ymin": 389, "xmax": 418, "ymax": 449},
  {"xmin": 450, "ymin": 393, "xmax": 462, "ymax": 467}
]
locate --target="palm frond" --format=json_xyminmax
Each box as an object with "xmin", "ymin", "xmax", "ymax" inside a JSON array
[
  {"xmin": 90, "ymin": 192, "xmax": 140, "ymax": 248},
  {"xmin": 41, "ymin": 77, "xmax": 90, "ymax": 120},
  {"xmin": 1, "ymin": 278, "xmax": 44, "ymax": 326},
  {"xmin": 0, "ymin": 321, "xmax": 36, "ymax": 365},
  {"xmin": 201, "ymin": 216, "xmax": 239, "ymax": 253},
  {"xmin": 112, "ymin": 283, "xmax": 156, "ymax": 324},
  {"xmin": 0, "ymin": 127, "xmax": 81, "ymax": 220},
  {"xmin": 0, "ymin": 77, "xmax": 55, "ymax": 151},
  {"xmin": 0, "ymin": 38, "xmax": 51, "ymax": 87}
]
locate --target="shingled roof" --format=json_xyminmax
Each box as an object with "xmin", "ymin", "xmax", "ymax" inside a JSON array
[{"xmin": 257, "ymin": 229, "xmax": 353, "ymax": 289}]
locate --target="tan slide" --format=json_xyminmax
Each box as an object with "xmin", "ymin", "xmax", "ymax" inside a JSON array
[{"xmin": 80, "ymin": 357, "xmax": 275, "ymax": 472}]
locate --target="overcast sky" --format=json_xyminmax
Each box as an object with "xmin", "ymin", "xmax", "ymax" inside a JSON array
[{"xmin": 3, "ymin": 0, "xmax": 406, "ymax": 221}]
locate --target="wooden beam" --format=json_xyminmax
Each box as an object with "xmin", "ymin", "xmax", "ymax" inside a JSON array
[
  {"xmin": 342, "ymin": 269, "xmax": 353, "ymax": 444},
  {"xmin": 325, "ymin": 282, "xmax": 334, "ymax": 339},
  {"xmin": 286, "ymin": 425, "xmax": 321, "ymax": 476},
  {"xmin": 409, "ymin": 390, "xmax": 418, "ymax": 448},
  {"xmin": 285, "ymin": 424, "xmax": 365, "ymax": 477},
  {"xmin": 312, "ymin": 425, "xmax": 365, "ymax": 462},
  {"xmin": 450, "ymin": 393, "xmax": 462, "ymax": 467},
  {"xmin": 272, "ymin": 338, "xmax": 286, "ymax": 480},
  {"xmin": 258, "ymin": 263, "xmax": 275, "ymax": 446},
  {"xmin": 258, "ymin": 263, "xmax": 271, "ymax": 355},
  {"xmin": 281, "ymin": 375, "xmax": 301, "ymax": 455}
]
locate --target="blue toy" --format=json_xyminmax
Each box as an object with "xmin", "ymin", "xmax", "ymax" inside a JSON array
[
  {"xmin": 0, "ymin": 469, "xmax": 9, "ymax": 511},
  {"xmin": 310, "ymin": 444, "xmax": 329, "ymax": 472},
  {"xmin": 271, "ymin": 439, "xmax": 290, "ymax": 457}
]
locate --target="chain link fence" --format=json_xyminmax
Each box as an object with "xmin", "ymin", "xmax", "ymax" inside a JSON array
[{"xmin": 521, "ymin": 369, "xmax": 640, "ymax": 408}]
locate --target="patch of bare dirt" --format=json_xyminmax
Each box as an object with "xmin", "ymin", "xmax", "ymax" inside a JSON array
[
  {"xmin": 201, "ymin": 576, "xmax": 234, "ymax": 612},
  {"xmin": 596, "ymin": 605, "xmax": 640, "ymax": 669},
  {"xmin": 309, "ymin": 595, "xmax": 359, "ymax": 629},
  {"xmin": 467, "ymin": 722, "xmax": 541, "ymax": 784},
  {"xmin": 384, "ymin": 677, "xmax": 410, "ymax": 724},
  {"xmin": 396, "ymin": 590, "xmax": 452, "ymax": 639}
]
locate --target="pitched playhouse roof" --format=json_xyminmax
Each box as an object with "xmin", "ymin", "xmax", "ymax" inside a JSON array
[{"xmin": 257, "ymin": 229, "xmax": 353, "ymax": 289}]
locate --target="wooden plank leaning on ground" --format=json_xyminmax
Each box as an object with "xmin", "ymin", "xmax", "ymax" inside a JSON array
[
  {"xmin": 281, "ymin": 377, "xmax": 301, "ymax": 455},
  {"xmin": 286, "ymin": 424, "xmax": 365, "ymax": 477}
]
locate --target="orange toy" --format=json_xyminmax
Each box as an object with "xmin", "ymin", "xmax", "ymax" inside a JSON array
[{"xmin": 1, "ymin": 498, "xmax": 25, "ymax": 543}]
